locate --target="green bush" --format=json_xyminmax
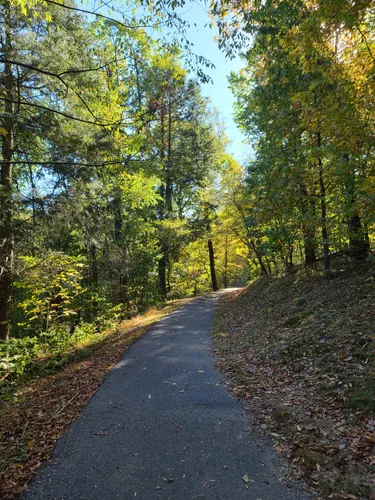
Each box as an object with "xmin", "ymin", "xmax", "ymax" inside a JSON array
[
  {"xmin": 0, "ymin": 336, "xmax": 43, "ymax": 376},
  {"xmin": 1, "ymin": 322, "xmax": 104, "ymax": 382}
]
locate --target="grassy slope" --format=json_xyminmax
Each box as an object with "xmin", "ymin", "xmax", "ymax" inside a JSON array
[
  {"xmin": 0, "ymin": 299, "xmax": 192, "ymax": 500},
  {"xmin": 213, "ymin": 262, "xmax": 375, "ymax": 499}
]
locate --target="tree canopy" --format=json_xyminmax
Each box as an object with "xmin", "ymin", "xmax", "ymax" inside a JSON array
[
  {"xmin": 1, "ymin": 0, "xmax": 374, "ymax": 353},
  {"xmin": 0, "ymin": 0, "xmax": 249, "ymax": 348}
]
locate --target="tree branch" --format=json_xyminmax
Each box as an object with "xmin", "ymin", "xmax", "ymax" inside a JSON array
[
  {"xmin": 0, "ymin": 96, "xmax": 125, "ymax": 127},
  {"xmin": 43, "ymin": 0, "xmax": 162, "ymax": 29}
]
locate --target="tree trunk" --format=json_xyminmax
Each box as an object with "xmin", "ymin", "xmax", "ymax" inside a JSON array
[
  {"xmin": 258, "ymin": 256, "xmax": 268, "ymax": 275},
  {"xmin": 300, "ymin": 183, "xmax": 316, "ymax": 266},
  {"xmin": 318, "ymin": 150, "xmax": 330, "ymax": 274},
  {"xmin": 90, "ymin": 243, "xmax": 98, "ymax": 286},
  {"xmin": 248, "ymin": 238, "xmax": 268, "ymax": 275},
  {"xmin": 208, "ymin": 239, "xmax": 219, "ymax": 291},
  {"xmin": 113, "ymin": 193, "xmax": 122, "ymax": 245},
  {"xmin": 157, "ymin": 99, "xmax": 171, "ymax": 300},
  {"xmin": 288, "ymin": 246, "xmax": 293, "ymax": 269},
  {"xmin": 314, "ymin": 102, "xmax": 330, "ymax": 275},
  {"xmin": 166, "ymin": 98, "xmax": 173, "ymax": 214},
  {"xmin": 348, "ymin": 213, "xmax": 369, "ymax": 258},
  {"xmin": 89, "ymin": 243, "xmax": 98, "ymax": 316},
  {"xmin": 223, "ymin": 232, "xmax": 228, "ymax": 288},
  {"xmin": 264, "ymin": 256, "xmax": 272, "ymax": 275},
  {"xmin": 158, "ymin": 243, "xmax": 168, "ymax": 299},
  {"xmin": 343, "ymin": 159, "xmax": 369, "ymax": 259},
  {"xmin": 0, "ymin": 5, "xmax": 14, "ymax": 340},
  {"xmin": 272, "ymin": 256, "xmax": 279, "ymax": 275},
  {"xmin": 303, "ymin": 226, "xmax": 316, "ymax": 265}
]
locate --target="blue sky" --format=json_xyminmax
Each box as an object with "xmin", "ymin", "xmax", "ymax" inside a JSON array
[{"xmin": 175, "ymin": 2, "xmax": 248, "ymax": 162}]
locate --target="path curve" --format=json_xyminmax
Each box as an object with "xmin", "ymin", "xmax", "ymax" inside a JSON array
[{"xmin": 23, "ymin": 291, "xmax": 310, "ymax": 500}]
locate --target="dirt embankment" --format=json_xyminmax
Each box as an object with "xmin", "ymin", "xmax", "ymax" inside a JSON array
[{"xmin": 213, "ymin": 262, "xmax": 375, "ymax": 499}]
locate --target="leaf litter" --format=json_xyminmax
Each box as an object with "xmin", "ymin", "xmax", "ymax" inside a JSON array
[{"xmin": 213, "ymin": 262, "xmax": 375, "ymax": 500}]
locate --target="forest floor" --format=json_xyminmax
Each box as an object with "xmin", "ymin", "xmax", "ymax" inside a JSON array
[
  {"xmin": 0, "ymin": 299, "xmax": 193, "ymax": 500},
  {"xmin": 213, "ymin": 260, "xmax": 375, "ymax": 500}
]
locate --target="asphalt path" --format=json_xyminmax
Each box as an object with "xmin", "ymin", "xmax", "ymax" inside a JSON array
[{"xmin": 23, "ymin": 291, "xmax": 311, "ymax": 500}]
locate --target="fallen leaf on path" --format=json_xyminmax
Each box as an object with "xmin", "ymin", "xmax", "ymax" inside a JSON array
[
  {"xmin": 243, "ymin": 474, "xmax": 249, "ymax": 483},
  {"xmin": 94, "ymin": 431, "xmax": 108, "ymax": 436},
  {"xmin": 163, "ymin": 478, "xmax": 176, "ymax": 483}
]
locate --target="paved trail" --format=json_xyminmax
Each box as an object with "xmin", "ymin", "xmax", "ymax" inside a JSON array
[{"xmin": 23, "ymin": 292, "xmax": 310, "ymax": 500}]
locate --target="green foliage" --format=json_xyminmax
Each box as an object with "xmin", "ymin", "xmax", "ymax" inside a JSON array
[
  {"xmin": 14, "ymin": 252, "xmax": 86, "ymax": 334},
  {"xmin": 0, "ymin": 0, "xmax": 247, "ymax": 380},
  {"xmin": 0, "ymin": 336, "xmax": 43, "ymax": 376},
  {"xmin": 211, "ymin": 0, "xmax": 375, "ymax": 274},
  {"xmin": 0, "ymin": 321, "xmax": 103, "ymax": 381}
]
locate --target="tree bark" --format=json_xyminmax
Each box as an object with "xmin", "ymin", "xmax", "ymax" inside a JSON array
[
  {"xmin": 314, "ymin": 97, "xmax": 330, "ymax": 275},
  {"xmin": 288, "ymin": 246, "xmax": 293, "ymax": 269},
  {"xmin": 89, "ymin": 243, "xmax": 98, "ymax": 316},
  {"xmin": 208, "ymin": 239, "xmax": 219, "ymax": 291},
  {"xmin": 89, "ymin": 243, "xmax": 98, "ymax": 286},
  {"xmin": 317, "ymin": 135, "xmax": 330, "ymax": 274},
  {"xmin": 157, "ymin": 100, "xmax": 170, "ymax": 300},
  {"xmin": 300, "ymin": 183, "xmax": 316, "ymax": 266},
  {"xmin": 348, "ymin": 213, "xmax": 369, "ymax": 258},
  {"xmin": 113, "ymin": 193, "xmax": 122, "ymax": 245},
  {"xmin": 158, "ymin": 243, "xmax": 168, "ymax": 299},
  {"xmin": 223, "ymin": 231, "xmax": 228, "ymax": 288},
  {"xmin": 343, "ymin": 158, "xmax": 369, "ymax": 259},
  {"xmin": 0, "ymin": 5, "xmax": 14, "ymax": 340},
  {"xmin": 249, "ymin": 239, "xmax": 268, "ymax": 275}
]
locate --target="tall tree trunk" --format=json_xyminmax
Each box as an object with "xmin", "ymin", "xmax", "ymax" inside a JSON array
[
  {"xmin": 158, "ymin": 242, "xmax": 168, "ymax": 299},
  {"xmin": 208, "ymin": 239, "xmax": 219, "ymax": 291},
  {"xmin": 343, "ymin": 157, "xmax": 369, "ymax": 259},
  {"xmin": 288, "ymin": 246, "xmax": 293, "ymax": 269},
  {"xmin": 300, "ymin": 183, "xmax": 316, "ymax": 266},
  {"xmin": 113, "ymin": 193, "xmax": 127, "ymax": 305},
  {"xmin": 90, "ymin": 243, "xmax": 98, "ymax": 286},
  {"xmin": 223, "ymin": 231, "xmax": 228, "ymax": 288},
  {"xmin": 348, "ymin": 213, "xmax": 369, "ymax": 258},
  {"xmin": 89, "ymin": 242, "xmax": 98, "ymax": 316},
  {"xmin": 113, "ymin": 193, "xmax": 122, "ymax": 245},
  {"xmin": 317, "ymin": 132, "xmax": 330, "ymax": 274},
  {"xmin": 166, "ymin": 98, "xmax": 173, "ymax": 214},
  {"xmin": 303, "ymin": 227, "xmax": 316, "ymax": 265},
  {"xmin": 0, "ymin": 5, "xmax": 14, "ymax": 340},
  {"xmin": 157, "ymin": 101, "xmax": 169, "ymax": 299},
  {"xmin": 313, "ymin": 98, "xmax": 330, "ymax": 275}
]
